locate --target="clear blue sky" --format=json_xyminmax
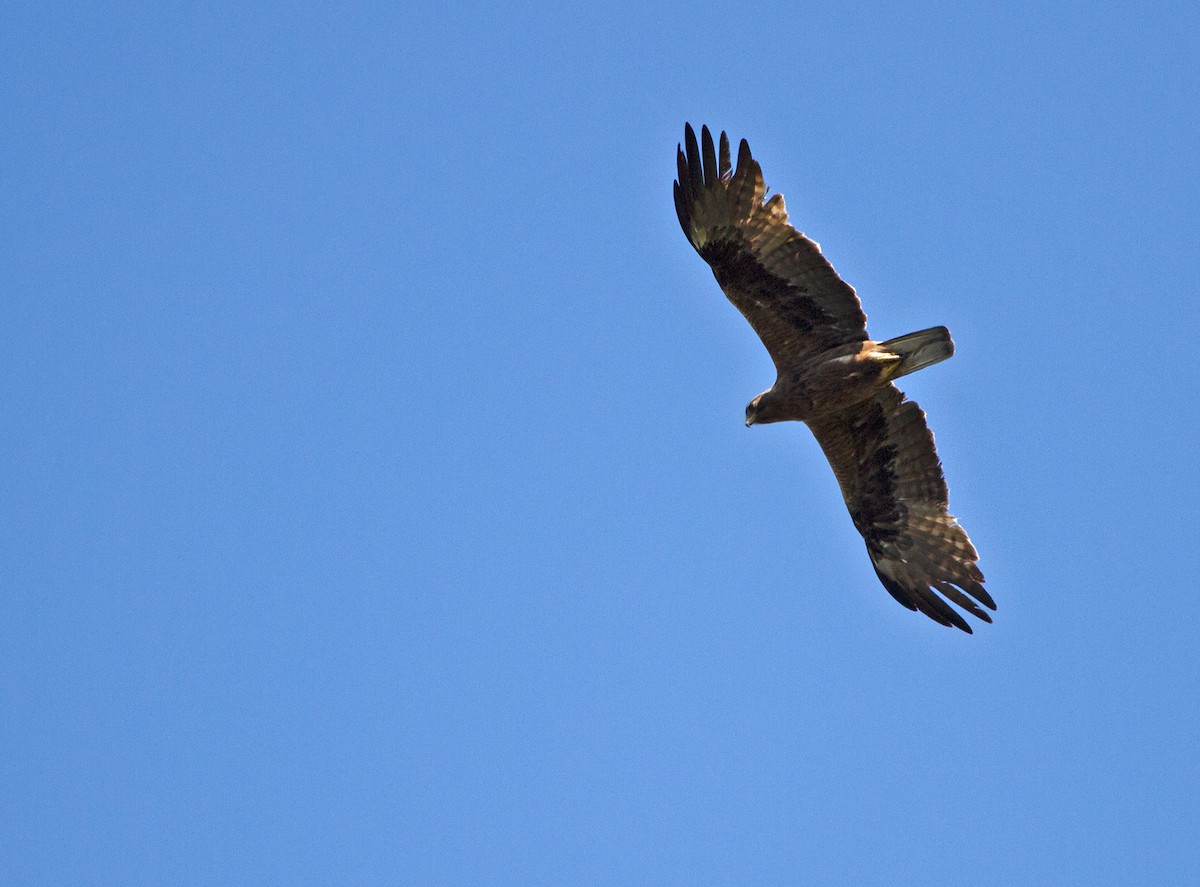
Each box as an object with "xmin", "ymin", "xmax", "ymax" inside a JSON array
[{"xmin": 4, "ymin": 2, "xmax": 1199, "ymax": 884}]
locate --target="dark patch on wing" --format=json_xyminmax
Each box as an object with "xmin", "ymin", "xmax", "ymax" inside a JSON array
[
  {"xmin": 700, "ymin": 240, "xmax": 832, "ymax": 339},
  {"xmin": 847, "ymin": 398, "xmax": 906, "ymax": 543}
]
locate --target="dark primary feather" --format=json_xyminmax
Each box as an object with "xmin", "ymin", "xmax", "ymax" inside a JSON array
[
  {"xmin": 674, "ymin": 123, "xmax": 868, "ymax": 371},
  {"xmin": 807, "ymin": 386, "xmax": 994, "ymax": 633}
]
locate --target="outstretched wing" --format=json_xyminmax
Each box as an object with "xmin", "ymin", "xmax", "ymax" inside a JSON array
[
  {"xmin": 807, "ymin": 384, "xmax": 994, "ymax": 632},
  {"xmin": 674, "ymin": 123, "xmax": 868, "ymax": 371}
]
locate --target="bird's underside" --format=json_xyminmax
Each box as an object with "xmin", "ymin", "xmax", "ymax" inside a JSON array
[{"xmin": 674, "ymin": 123, "xmax": 994, "ymax": 633}]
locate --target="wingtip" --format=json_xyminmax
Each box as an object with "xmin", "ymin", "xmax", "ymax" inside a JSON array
[
  {"xmin": 874, "ymin": 564, "xmax": 980, "ymax": 633},
  {"xmin": 701, "ymin": 125, "xmax": 717, "ymax": 186},
  {"xmin": 684, "ymin": 124, "xmax": 702, "ymax": 193},
  {"xmin": 736, "ymin": 138, "xmax": 752, "ymax": 171},
  {"xmin": 680, "ymin": 123, "xmax": 737, "ymax": 184}
]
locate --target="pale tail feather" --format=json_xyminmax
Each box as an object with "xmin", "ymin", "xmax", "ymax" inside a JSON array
[{"xmin": 883, "ymin": 326, "xmax": 954, "ymax": 380}]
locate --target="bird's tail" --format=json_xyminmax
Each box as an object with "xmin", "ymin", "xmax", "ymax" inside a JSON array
[{"xmin": 882, "ymin": 326, "xmax": 954, "ymax": 380}]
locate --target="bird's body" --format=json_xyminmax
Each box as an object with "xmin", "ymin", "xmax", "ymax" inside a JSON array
[
  {"xmin": 674, "ymin": 124, "xmax": 994, "ymax": 633},
  {"xmin": 749, "ymin": 336, "xmax": 921, "ymax": 424}
]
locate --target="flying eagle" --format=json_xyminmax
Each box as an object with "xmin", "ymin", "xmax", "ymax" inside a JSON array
[{"xmin": 674, "ymin": 124, "xmax": 993, "ymax": 633}]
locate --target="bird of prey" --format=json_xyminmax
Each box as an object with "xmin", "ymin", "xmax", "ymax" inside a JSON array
[{"xmin": 674, "ymin": 123, "xmax": 993, "ymax": 633}]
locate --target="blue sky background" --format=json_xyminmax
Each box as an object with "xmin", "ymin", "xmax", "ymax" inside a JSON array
[{"xmin": 4, "ymin": 2, "xmax": 1199, "ymax": 884}]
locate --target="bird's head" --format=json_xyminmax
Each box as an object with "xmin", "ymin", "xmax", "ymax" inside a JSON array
[
  {"xmin": 746, "ymin": 389, "xmax": 791, "ymax": 426},
  {"xmin": 746, "ymin": 393, "xmax": 766, "ymax": 427},
  {"xmin": 745, "ymin": 395, "xmax": 761, "ymax": 427}
]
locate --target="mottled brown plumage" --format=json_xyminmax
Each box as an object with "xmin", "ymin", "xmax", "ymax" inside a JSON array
[{"xmin": 674, "ymin": 124, "xmax": 993, "ymax": 633}]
